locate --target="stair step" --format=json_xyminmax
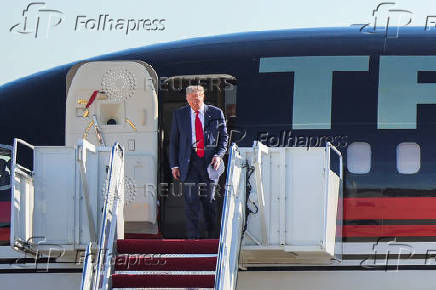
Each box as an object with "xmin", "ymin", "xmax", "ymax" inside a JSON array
[
  {"xmin": 124, "ymin": 233, "xmax": 164, "ymax": 239},
  {"xmin": 117, "ymin": 253, "xmax": 217, "ymax": 258},
  {"xmin": 115, "ymin": 271, "xmax": 215, "ymax": 275},
  {"xmin": 111, "ymin": 274, "xmax": 215, "ymax": 288},
  {"xmin": 113, "ymin": 288, "xmax": 213, "ymax": 290},
  {"xmin": 115, "ymin": 256, "xmax": 217, "ymax": 271},
  {"xmin": 117, "ymin": 239, "xmax": 219, "ymax": 254}
]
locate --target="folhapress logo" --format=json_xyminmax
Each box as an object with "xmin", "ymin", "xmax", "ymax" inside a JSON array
[
  {"xmin": 10, "ymin": 2, "xmax": 64, "ymax": 38},
  {"xmin": 10, "ymin": 2, "xmax": 167, "ymax": 38},
  {"xmin": 353, "ymin": 2, "xmax": 436, "ymax": 37},
  {"xmin": 74, "ymin": 15, "xmax": 166, "ymax": 35}
]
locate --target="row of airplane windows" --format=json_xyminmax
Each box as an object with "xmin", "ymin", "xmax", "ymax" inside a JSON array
[{"xmin": 347, "ymin": 142, "xmax": 420, "ymax": 174}]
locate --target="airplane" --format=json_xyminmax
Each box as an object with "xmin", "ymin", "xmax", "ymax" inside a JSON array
[{"xmin": 0, "ymin": 26, "xmax": 436, "ymax": 289}]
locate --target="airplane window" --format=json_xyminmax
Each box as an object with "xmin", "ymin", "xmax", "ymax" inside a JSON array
[
  {"xmin": 107, "ymin": 118, "xmax": 117, "ymax": 125},
  {"xmin": 347, "ymin": 142, "xmax": 371, "ymax": 174},
  {"xmin": 396, "ymin": 142, "xmax": 420, "ymax": 174}
]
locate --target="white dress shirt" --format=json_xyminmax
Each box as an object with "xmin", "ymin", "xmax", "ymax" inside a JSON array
[
  {"xmin": 191, "ymin": 105, "xmax": 219, "ymax": 159},
  {"xmin": 171, "ymin": 104, "xmax": 218, "ymax": 170},
  {"xmin": 190, "ymin": 104, "xmax": 204, "ymax": 148}
]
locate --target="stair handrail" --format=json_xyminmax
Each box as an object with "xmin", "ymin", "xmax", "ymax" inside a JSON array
[
  {"xmin": 0, "ymin": 144, "xmax": 13, "ymax": 191},
  {"xmin": 80, "ymin": 242, "xmax": 94, "ymax": 290},
  {"xmin": 81, "ymin": 143, "xmax": 125, "ymax": 290},
  {"xmin": 10, "ymin": 138, "xmax": 35, "ymax": 252},
  {"xmin": 77, "ymin": 139, "xmax": 98, "ymax": 243},
  {"xmin": 325, "ymin": 142, "xmax": 344, "ymax": 260},
  {"xmin": 215, "ymin": 143, "xmax": 245, "ymax": 290}
]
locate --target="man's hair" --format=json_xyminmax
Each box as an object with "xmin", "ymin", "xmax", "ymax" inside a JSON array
[{"xmin": 186, "ymin": 85, "xmax": 205, "ymax": 95}]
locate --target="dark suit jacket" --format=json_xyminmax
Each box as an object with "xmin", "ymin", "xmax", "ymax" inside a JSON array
[{"xmin": 169, "ymin": 104, "xmax": 228, "ymax": 182}]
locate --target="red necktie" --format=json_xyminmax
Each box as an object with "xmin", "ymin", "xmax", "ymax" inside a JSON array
[{"xmin": 195, "ymin": 111, "xmax": 204, "ymax": 157}]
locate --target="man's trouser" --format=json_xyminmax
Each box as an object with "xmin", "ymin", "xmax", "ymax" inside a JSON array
[{"xmin": 183, "ymin": 149, "xmax": 217, "ymax": 239}]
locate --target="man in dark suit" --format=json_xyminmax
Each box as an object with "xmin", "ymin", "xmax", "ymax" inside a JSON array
[{"xmin": 169, "ymin": 85, "xmax": 228, "ymax": 239}]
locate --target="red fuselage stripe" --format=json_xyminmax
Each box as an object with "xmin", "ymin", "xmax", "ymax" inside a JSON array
[
  {"xmin": 344, "ymin": 197, "xmax": 436, "ymax": 220},
  {"xmin": 0, "ymin": 202, "xmax": 10, "ymax": 223},
  {"xmin": 2, "ymin": 198, "xmax": 436, "ymax": 238},
  {"xmin": 0, "ymin": 227, "xmax": 9, "ymax": 241},
  {"xmin": 342, "ymin": 225, "xmax": 436, "ymax": 237}
]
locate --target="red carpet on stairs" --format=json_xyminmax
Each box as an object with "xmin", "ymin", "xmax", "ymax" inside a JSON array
[
  {"xmin": 115, "ymin": 256, "xmax": 217, "ymax": 271},
  {"xmin": 124, "ymin": 233, "xmax": 163, "ymax": 239},
  {"xmin": 112, "ymin": 274, "xmax": 216, "ymax": 288},
  {"xmin": 117, "ymin": 239, "xmax": 219, "ymax": 254},
  {"xmin": 113, "ymin": 238, "xmax": 219, "ymax": 288}
]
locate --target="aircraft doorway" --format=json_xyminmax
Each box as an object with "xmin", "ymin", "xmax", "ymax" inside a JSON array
[{"xmin": 158, "ymin": 74, "xmax": 237, "ymax": 238}]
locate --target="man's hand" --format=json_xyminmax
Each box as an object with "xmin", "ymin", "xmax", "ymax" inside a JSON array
[
  {"xmin": 211, "ymin": 156, "xmax": 221, "ymax": 170},
  {"xmin": 172, "ymin": 168, "xmax": 180, "ymax": 180}
]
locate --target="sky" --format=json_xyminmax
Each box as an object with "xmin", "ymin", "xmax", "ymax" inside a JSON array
[{"xmin": 0, "ymin": 0, "xmax": 435, "ymax": 85}]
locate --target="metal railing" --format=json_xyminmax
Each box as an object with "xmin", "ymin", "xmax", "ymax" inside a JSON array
[
  {"xmin": 10, "ymin": 138, "xmax": 35, "ymax": 253},
  {"xmin": 215, "ymin": 143, "xmax": 245, "ymax": 290},
  {"xmin": 0, "ymin": 144, "xmax": 13, "ymax": 192},
  {"xmin": 80, "ymin": 243, "xmax": 95, "ymax": 289},
  {"xmin": 325, "ymin": 142, "xmax": 344, "ymax": 261},
  {"xmin": 81, "ymin": 143, "xmax": 125, "ymax": 290}
]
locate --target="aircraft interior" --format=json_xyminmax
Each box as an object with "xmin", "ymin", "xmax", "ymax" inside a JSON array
[{"xmin": 158, "ymin": 74, "xmax": 237, "ymax": 238}]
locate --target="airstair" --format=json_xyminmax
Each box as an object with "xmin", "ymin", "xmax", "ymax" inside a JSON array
[
  {"xmin": 111, "ymin": 238, "xmax": 218, "ymax": 289},
  {"xmin": 7, "ymin": 125, "xmax": 343, "ymax": 290},
  {"xmin": 8, "ymin": 136, "xmax": 342, "ymax": 289},
  {"xmin": 214, "ymin": 141, "xmax": 343, "ymax": 289},
  {"xmin": 10, "ymin": 138, "xmax": 124, "ymax": 255}
]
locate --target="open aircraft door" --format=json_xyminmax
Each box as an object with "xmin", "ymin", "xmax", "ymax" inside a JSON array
[{"xmin": 65, "ymin": 61, "xmax": 159, "ymax": 233}]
